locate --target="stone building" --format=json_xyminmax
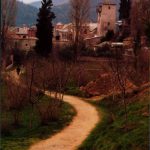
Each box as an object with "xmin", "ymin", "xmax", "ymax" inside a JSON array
[
  {"xmin": 97, "ymin": 0, "xmax": 117, "ymax": 37},
  {"xmin": 54, "ymin": 23, "xmax": 73, "ymax": 42},
  {"xmin": 8, "ymin": 27, "xmax": 37, "ymax": 52}
]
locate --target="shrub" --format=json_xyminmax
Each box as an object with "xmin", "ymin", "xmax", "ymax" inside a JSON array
[
  {"xmin": 66, "ymin": 86, "xmax": 87, "ymax": 97},
  {"xmin": 1, "ymin": 121, "xmax": 11, "ymax": 136},
  {"xmin": 37, "ymin": 97, "xmax": 62, "ymax": 125},
  {"xmin": 145, "ymin": 23, "xmax": 150, "ymax": 43},
  {"xmin": 96, "ymin": 44, "xmax": 113, "ymax": 57},
  {"xmin": 5, "ymin": 82, "xmax": 27, "ymax": 127},
  {"xmin": 100, "ymin": 30, "xmax": 115, "ymax": 42},
  {"xmin": 13, "ymin": 49, "xmax": 26, "ymax": 66},
  {"xmin": 58, "ymin": 45, "xmax": 75, "ymax": 62},
  {"xmin": 105, "ymin": 30, "xmax": 115, "ymax": 41},
  {"xmin": 80, "ymin": 47, "xmax": 96, "ymax": 57}
]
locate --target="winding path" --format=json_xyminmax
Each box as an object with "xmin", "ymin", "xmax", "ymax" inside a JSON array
[
  {"xmin": 7, "ymin": 70, "xmax": 99, "ymax": 150},
  {"xmin": 29, "ymin": 91, "xmax": 99, "ymax": 150}
]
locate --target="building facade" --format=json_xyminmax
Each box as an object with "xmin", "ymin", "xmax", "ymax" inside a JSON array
[{"xmin": 97, "ymin": 0, "xmax": 117, "ymax": 37}]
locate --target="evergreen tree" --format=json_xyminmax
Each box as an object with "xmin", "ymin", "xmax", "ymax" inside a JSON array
[
  {"xmin": 127, "ymin": 0, "xmax": 131, "ymax": 19},
  {"xmin": 35, "ymin": 0, "xmax": 55, "ymax": 57},
  {"xmin": 145, "ymin": 23, "xmax": 150, "ymax": 42},
  {"xmin": 119, "ymin": 0, "xmax": 131, "ymax": 20}
]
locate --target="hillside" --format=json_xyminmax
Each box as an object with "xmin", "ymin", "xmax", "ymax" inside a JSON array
[
  {"xmin": 79, "ymin": 85, "xmax": 149, "ymax": 150},
  {"xmin": 16, "ymin": 1, "xmax": 38, "ymax": 26},
  {"xmin": 16, "ymin": 0, "xmax": 120, "ymax": 26},
  {"xmin": 16, "ymin": 1, "xmax": 70, "ymax": 26},
  {"xmin": 30, "ymin": 0, "xmax": 69, "ymax": 8}
]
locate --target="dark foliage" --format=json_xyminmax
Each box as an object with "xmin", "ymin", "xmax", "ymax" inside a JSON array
[
  {"xmin": 58, "ymin": 45, "xmax": 76, "ymax": 62},
  {"xmin": 145, "ymin": 23, "xmax": 150, "ymax": 43},
  {"xmin": 35, "ymin": 0, "xmax": 55, "ymax": 57},
  {"xmin": 105, "ymin": 30, "xmax": 115, "ymax": 41},
  {"xmin": 96, "ymin": 44, "xmax": 113, "ymax": 57},
  {"xmin": 119, "ymin": 0, "xmax": 131, "ymax": 20},
  {"xmin": 80, "ymin": 47, "xmax": 96, "ymax": 57},
  {"xmin": 13, "ymin": 49, "xmax": 26, "ymax": 66},
  {"xmin": 79, "ymin": 42, "xmax": 95, "ymax": 57}
]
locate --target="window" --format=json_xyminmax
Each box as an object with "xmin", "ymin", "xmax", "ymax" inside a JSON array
[
  {"xmin": 108, "ymin": 22, "xmax": 110, "ymax": 26},
  {"xmin": 108, "ymin": 6, "xmax": 111, "ymax": 9},
  {"xmin": 23, "ymin": 35, "xmax": 26, "ymax": 38}
]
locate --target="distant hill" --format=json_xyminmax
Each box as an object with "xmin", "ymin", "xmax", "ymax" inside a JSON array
[
  {"xmin": 16, "ymin": 1, "xmax": 38, "ymax": 26},
  {"xmin": 30, "ymin": 0, "xmax": 69, "ymax": 8},
  {"xmin": 16, "ymin": 0, "xmax": 120, "ymax": 26},
  {"xmin": 53, "ymin": 0, "xmax": 119, "ymax": 23}
]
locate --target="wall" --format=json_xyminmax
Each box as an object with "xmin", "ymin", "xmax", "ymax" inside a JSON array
[{"xmin": 97, "ymin": 4, "xmax": 117, "ymax": 37}]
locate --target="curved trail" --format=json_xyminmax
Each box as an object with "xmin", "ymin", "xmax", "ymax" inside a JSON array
[{"xmin": 29, "ymin": 91, "xmax": 99, "ymax": 150}]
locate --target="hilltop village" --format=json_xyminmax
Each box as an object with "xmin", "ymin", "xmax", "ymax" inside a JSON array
[{"xmin": 5, "ymin": 0, "xmax": 149, "ymax": 67}]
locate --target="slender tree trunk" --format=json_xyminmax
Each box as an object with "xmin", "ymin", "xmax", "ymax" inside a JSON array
[
  {"xmin": 28, "ymin": 61, "xmax": 34, "ymax": 128},
  {"xmin": 30, "ymin": 103, "xmax": 34, "ymax": 128},
  {"xmin": 13, "ymin": 111, "xmax": 20, "ymax": 127},
  {"xmin": 122, "ymin": 88, "xmax": 128, "ymax": 129}
]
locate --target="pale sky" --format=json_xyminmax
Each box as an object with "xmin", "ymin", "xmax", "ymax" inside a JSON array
[{"xmin": 20, "ymin": 0, "xmax": 39, "ymax": 4}]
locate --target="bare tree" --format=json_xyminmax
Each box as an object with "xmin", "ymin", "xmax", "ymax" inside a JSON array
[
  {"xmin": 22, "ymin": 56, "xmax": 75, "ymax": 125},
  {"xmin": 22, "ymin": 56, "xmax": 44, "ymax": 128},
  {"xmin": 1, "ymin": 0, "xmax": 17, "ymax": 69},
  {"xmin": 131, "ymin": 0, "xmax": 150, "ymax": 39},
  {"xmin": 108, "ymin": 48, "xmax": 129, "ymax": 126},
  {"xmin": 70, "ymin": 0, "xmax": 90, "ymax": 59},
  {"xmin": 130, "ymin": 0, "xmax": 150, "ymax": 83},
  {"xmin": 5, "ymin": 80, "xmax": 27, "ymax": 126}
]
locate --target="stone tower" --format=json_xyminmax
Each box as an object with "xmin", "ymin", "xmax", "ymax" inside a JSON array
[{"xmin": 97, "ymin": 0, "xmax": 117, "ymax": 36}]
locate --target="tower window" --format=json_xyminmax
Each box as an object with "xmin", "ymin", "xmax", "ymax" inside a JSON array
[{"xmin": 108, "ymin": 6, "xmax": 111, "ymax": 9}]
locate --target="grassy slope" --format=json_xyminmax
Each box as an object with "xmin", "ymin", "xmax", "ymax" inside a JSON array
[
  {"xmin": 1, "ymin": 96, "xmax": 76, "ymax": 150},
  {"xmin": 78, "ymin": 90, "xmax": 149, "ymax": 150}
]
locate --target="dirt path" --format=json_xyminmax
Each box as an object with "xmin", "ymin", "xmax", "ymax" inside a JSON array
[{"xmin": 29, "ymin": 91, "xmax": 99, "ymax": 150}]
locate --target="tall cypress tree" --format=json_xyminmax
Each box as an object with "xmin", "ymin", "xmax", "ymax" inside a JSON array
[
  {"xmin": 119, "ymin": 0, "xmax": 131, "ymax": 20},
  {"xmin": 127, "ymin": 0, "xmax": 131, "ymax": 21},
  {"xmin": 35, "ymin": 0, "xmax": 55, "ymax": 57}
]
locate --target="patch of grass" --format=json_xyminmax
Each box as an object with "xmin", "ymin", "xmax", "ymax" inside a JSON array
[
  {"xmin": 1, "ymin": 96, "xmax": 76, "ymax": 150},
  {"xmin": 65, "ymin": 86, "xmax": 88, "ymax": 97},
  {"xmin": 0, "ymin": 82, "xmax": 7, "ymax": 103},
  {"xmin": 78, "ymin": 92, "xmax": 149, "ymax": 150}
]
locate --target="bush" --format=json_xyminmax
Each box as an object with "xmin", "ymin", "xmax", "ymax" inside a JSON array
[
  {"xmin": 145, "ymin": 23, "xmax": 150, "ymax": 44},
  {"xmin": 100, "ymin": 30, "xmax": 115, "ymax": 42},
  {"xmin": 80, "ymin": 47, "xmax": 96, "ymax": 57},
  {"xmin": 13, "ymin": 49, "xmax": 26, "ymax": 66},
  {"xmin": 37, "ymin": 96, "xmax": 62, "ymax": 125},
  {"xmin": 105, "ymin": 30, "xmax": 115, "ymax": 41},
  {"xmin": 1, "ymin": 122, "xmax": 11, "ymax": 136},
  {"xmin": 5, "ymin": 82, "xmax": 28, "ymax": 127},
  {"xmin": 66, "ymin": 86, "xmax": 87, "ymax": 97},
  {"xmin": 58, "ymin": 45, "xmax": 76, "ymax": 62},
  {"xmin": 96, "ymin": 44, "xmax": 113, "ymax": 57}
]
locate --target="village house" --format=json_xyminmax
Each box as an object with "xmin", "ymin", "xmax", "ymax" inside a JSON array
[
  {"xmin": 8, "ymin": 26, "xmax": 37, "ymax": 52},
  {"xmin": 54, "ymin": 22, "xmax": 98, "ymax": 45},
  {"xmin": 15, "ymin": 26, "xmax": 29, "ymax": 38},
  {"xmin": 54, "ymin": 23, "xmax": 73, "ymax": 42},
  {"xmin": 28, "ymin": 26, "xmax": 37, "ymax": 37}
]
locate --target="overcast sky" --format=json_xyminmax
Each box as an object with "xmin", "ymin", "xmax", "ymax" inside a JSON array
[{"xmin": 20, "ymin": 0, "xmax": 39, "ymax": 4}]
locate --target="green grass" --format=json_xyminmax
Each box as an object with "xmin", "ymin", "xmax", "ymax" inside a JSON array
[
  {"xmin": 65, "ymin": 86, "xmax": 87, "ymax": 97},
  {"xmin": 0, "ymin": 82, "xmax": 7, "ymax": 103},
  {"xmin": 78, "ymin": 92, "xmax": 149, "ymax": 150},
  {"xmin": 1, "ymin": 96, "xmax": 76, "ymax": 150}
]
